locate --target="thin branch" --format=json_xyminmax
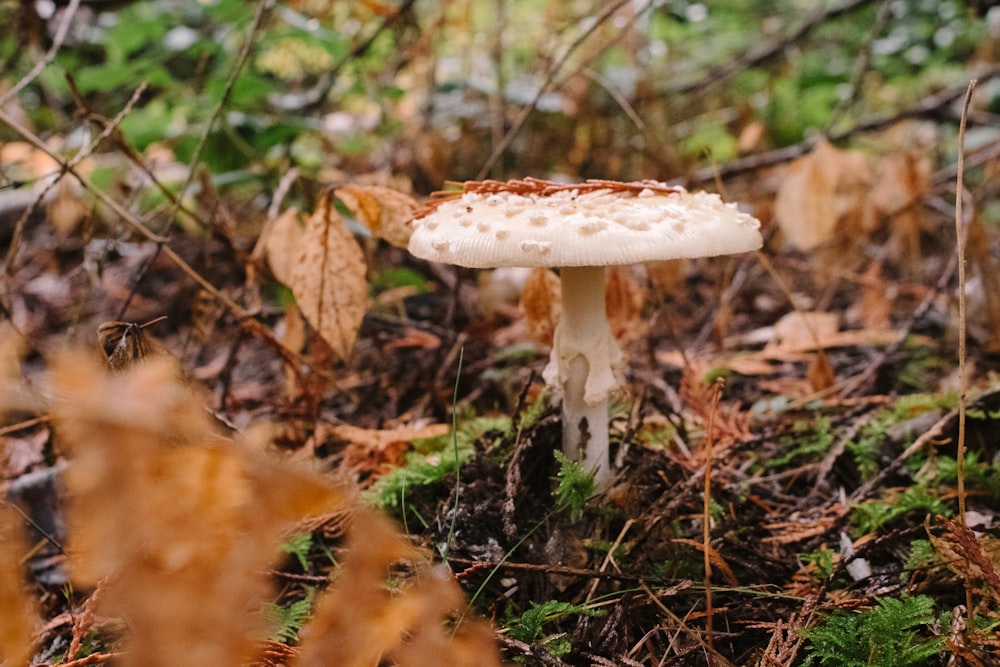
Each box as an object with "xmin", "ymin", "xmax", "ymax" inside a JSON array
[
  {"xmin": 4, "ymin": 82, "xmax": 148, "ymax": 275},
  {"xmin": 165, "ymin": 0, "xmax": 273, "ymax": 231},
  {"xmin": 475, "ymin": 0, "xmax": 642, "ymax": 179},
  {"xmin": 667, "ymin": 0, "xmax": 876, "ymax": 96},
  {"xmin": 0, "ymin": 106, "xmax": 238, "ymax": 313},
  {"xmin": 825, "ymin": 0, "xmax": 893, "ymax": 132},
  {"xmin": 954, "ymin": 79, "xmax": 976, "ymax": 620},
  {"xmin": 682, "ymin": 65, "xmax": 1000, "ymax": 186},
  {"xmin": 0, "ymin": 0, "xmax": 82, "ymax": 109}
]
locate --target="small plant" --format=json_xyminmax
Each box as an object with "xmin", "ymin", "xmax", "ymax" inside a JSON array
[
  {"xmin": 552, "ymin": 450, "xmax": 595, "ymax": 522},
  {"xmin": 263, "ymin": 588, "xmax": 316, "ymax": 644},
  {"xmin": 851, "ymin": 486, "xmax": 949, "ymax": 535},
  {"xmin": 280, "ymin": 532, "xmax": 314, "ymax": 571},
  {"xmin": 800, "ymin": 548, "xmax": 836, "ymax": 582},
  {"xmin": 803, "ymin": 595, "xmax": 944, "ymax": 667},
  {"xmin": 365, "ymin": 416, "xmax": 510, "ymax": 511},
  {"xmin": 902, "ymin": 539, "xmax": 937, "ymax": 583},
  {"xmin": 505, "ymin": 600, "xmax": 604, "ymax": 659},
  {"xmin": 769, "ymin": 416, "xmax": 835, "ymax": 468}
]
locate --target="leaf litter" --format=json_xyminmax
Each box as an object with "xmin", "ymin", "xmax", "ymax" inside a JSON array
[{"xmin": 3, "ymin": 116, "xmax": 1000, "ymax": 667}]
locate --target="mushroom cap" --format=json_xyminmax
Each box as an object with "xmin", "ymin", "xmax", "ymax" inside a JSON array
[{"xmin": 408, "ymin": 180, "xmax": 762, "ymax": 268}]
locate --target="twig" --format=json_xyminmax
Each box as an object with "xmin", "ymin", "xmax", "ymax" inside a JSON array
[
  {"xmin": 475, "ymin": 0, "xmax": 643, "ymax": 179},
  {"xmin": 955, "ymin": 78, "xmax": 977, "ymax": 619},
  {"xmin": 668, "ymin": 0, "xmax": 875, "ymax": 95},
  {"xmin": 682, "ymin": 65, "xmax": 1000, "ymax": 186},
  {"xmin": 825, "ymin": 0, "xmax": 893, "ymax": 132},
  {"xmin": 0, "ymin": 0, "xmax": 82, "ymax": 109},
  {"xmin": 703, "ymin": 378, "xmax": 725, "ymax": 658},
  {"xmin": 0, "ymin": 104, "xmax": 240, "ymax": 306},
  {"xmin": 4, "ymin": 82, "xmax": 148, "ymax": 275}
]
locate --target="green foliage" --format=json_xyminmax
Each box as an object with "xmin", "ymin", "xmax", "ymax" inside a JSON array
[
  {"xmin": 263, "ymin": 588, "xmax": 316, "ymax": 644},
  {"xmin": 934, "ymin": 452, "xmax": 1000, "ymax": 500},
  {"xmin": 799, "ymin": 548, "xmax": 836, "ymax": 582},
  {"xmin": 903, "ymin": 539, "xmax": 937, "ymax": 580},
  {"xmin": 505, "ymin": 600, "xmax": 604, "ymax": 659},
  {"xmin": 769, "ymin": 416, "xmax": 835, "ymax": 468},
  {"xmin": 803, "ymin": 595, "xmax": 944, "ymax": 667},
  {"xmin": 280, "ymin": 531, "xmax": 313, "ymax": 571},
  {"xmin": 365, "ymin": 416, "xmax": 510, "ymax": 511},
  {"xmin": 552, "ymin": 451, "xmax": 594, "ymax": 522},
  {"xmin": 851, "ymin": 486, "xmax": 949, "ymax": 536}
]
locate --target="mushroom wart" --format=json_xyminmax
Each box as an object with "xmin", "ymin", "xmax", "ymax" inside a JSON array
[{"xmin": 408, "ymin": 178, "xmax": 763, "ymax": 490}]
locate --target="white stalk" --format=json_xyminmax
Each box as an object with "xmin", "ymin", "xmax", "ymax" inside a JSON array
[{"xmin": 547, "ymin": 265, "xmax": 624, "ymax": 489}]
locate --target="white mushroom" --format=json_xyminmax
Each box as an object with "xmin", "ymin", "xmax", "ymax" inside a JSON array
[{"xmin": 408, "ymin": 178, "xmax": 762, "ymax": 491}]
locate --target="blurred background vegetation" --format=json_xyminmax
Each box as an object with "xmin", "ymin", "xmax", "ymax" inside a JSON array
[{"xmin": 2, "ymin": 0, "xmax": 997, "ymax": 207}]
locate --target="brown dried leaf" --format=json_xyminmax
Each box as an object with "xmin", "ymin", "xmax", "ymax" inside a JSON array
[
  {"xmin": 329, "ymin": 422, "xmax": 451, "ymax": 482},
  {"xmin": 336, "ymin": 184, "xmax": 419, "ymax": 249},
  {"xmin": 52, "ymin": 353, "xmax": 346, "ymax": 667},
  {"xmin": 520, "ymin": 267, "xmax": 561, "ymax": 347},
  {"xmin": 931, "ymin": 516, "xmax": 1000, "ymax": 605},
  {"xmin": 774, "ymin": 139, "xmax": 871, "ymax": 251},
  {"xmin": 257, "ymin": 207, "xmax": 305, "ymax": 286},
  {"xmin": 859, "ymin": 262, "xmax": 892, "ymax": 330},
  {"xmin": 769, "ymin": 312, "xmax": 839, "ymax": 352},
  {"xmin": 605, "ymin": 265, "xmax": 647, "ymax": 342},
  {"xmin": 774, "ymin": 140, "xmax": 839, "ymax": 251},
  {"xmin": 297, "ymin": 507, "xmax": 502, "ymax": 667},
  {"xmin": 806, "ymin": 351, "xmax": 836, "ymax": 393},
  {"xmin": 0, "ymin": 505, "xmax": 38, "ymax": 667},
  {"xmin": 289, "ymin": 192, "xmax": 368, "ymax": 361}
]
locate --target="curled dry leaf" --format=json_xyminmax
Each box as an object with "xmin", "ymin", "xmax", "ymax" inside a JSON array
[
  {"xmin": 520, "ymin": 267, "xmax": 561, "ymax": 347},
  {"xmin": 296, "ymin": 507, "xmax": 503, "ymax": 667},
  {"xmin": 0, "ymin": 505, "xmax": 38, "ymax": 667},
  {"xmin": 256, "ymin": 207, "xmax": 305, "ymax": 286},
  {"xmin": 336, "ymin": 183, "xmax": 419, "ymax": 249},
  {"xmin": 774, "ymin": 138, "xmax": 871, "ymax": 252},
  {"xmin": 290, "ymin": 191, "xmax": 368, "ymax": 361},
  {"xmin": 606, "ymin": 265, "xmax": 647, "ymax": 342},
  {"xmin": 52, "ymin": 353, "xmax": 346, "ymax": 667}
]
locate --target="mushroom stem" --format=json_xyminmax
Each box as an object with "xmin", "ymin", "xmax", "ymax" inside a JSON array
[{"xmin": 553, "ymin": 265, "xmax": 622, "ymax": 490}]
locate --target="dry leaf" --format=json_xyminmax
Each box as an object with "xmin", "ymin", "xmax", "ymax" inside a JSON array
[
  {"xmin": 806, "ymin": 351, "xmax": 836, "ymax": 392},
  {"xmin": 257, "ymin": 207, "xmax": 305, "ymax": 286},
  {"xmin": 329, "ymin": 422, "xmax": 451, "ymax": 482},
  {"xmin": 52, "ymin": 353, "xmax": 346, "ymax": 667},
  {"xmin": 520, "ymin": 267, "xmax": 561, "ymax": 347},
  {"xmin": 297, "ymin": 507, "xmax": 502, "ymax": 667},
  {"xmin": 869, "ymin": 151, "xmax": 931, "ymax": 272},
  {"xmin": 0, "ymin": 505, "xmax": 38, "ymax": 667},
  {"xmin": 336, "ymin": 184, "xmax": 419, "ymax": 249},
  {"xmin": 858, "ymin": 261, "xmax": 892, "ymax": 330},
  {"xmin": 774, "ymin": 138, "xmax": 871, "ymax": 251},
  {"xmin": 48, "ymin": 177, "xmax": 88, "ymax": 238},
  {"xmin": 606, "ymin": 265, "xmax": 647, "ymax": 342},
  {"xmin": 769, "ymin": 311, "xmax": 839, "ymax": 351},
  {"xmin": 289, "ymin": 191, "xmax": 368, "ymax": 361}
]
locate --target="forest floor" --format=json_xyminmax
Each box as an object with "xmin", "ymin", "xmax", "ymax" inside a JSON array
[{"xmin": 3, "ymin": 151, "xmax": 1000, "ymax": 666}]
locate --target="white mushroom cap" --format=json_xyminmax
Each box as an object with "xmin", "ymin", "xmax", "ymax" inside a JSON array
[{"xmin": 408, "ymin": 180, "xmax": 762, "ymax": 268}]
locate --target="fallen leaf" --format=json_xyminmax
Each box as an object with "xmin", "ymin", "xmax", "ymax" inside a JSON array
[
  {"xmin": 0, "ymin": 505, "xmax": 38, "ymax": 667},
  {"xmin": 807, "ymin": 351, "xmax": 836, "ymax": 392},
  {"xmin": 289, "ymin": 191, "xmax": 368, "ymax": 361},
  {"xmin": 769, "ymin": 311, "xmax": 839, "ymax": 351},
  {"xmin": 606, "ymin": 265, "xmax": 647, "ymax": 342},
  {"xmin": 858, "ymin": 261, "xmax": 892, "ymax": 330},
  {"xmin": 329, "ymin": 422, "xmax": 450, "ymax": 481},
  {"xmin": 520, "ymin": 267, "xmax": 561, "ymax": 347},
  {"xmin": 52, "ymin": 353, "xmax": 346, "ymax": 667},
  {"xmin": 774, "ymin": 138, "xmax": 871, "ymax": 251},
  {"xmin": 256, "ymin": 207, "xmax": 305, "ymax": 286},
  {"xmin": 336, "ymin": 184, "xmax": 419, "ymax": 249}
]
